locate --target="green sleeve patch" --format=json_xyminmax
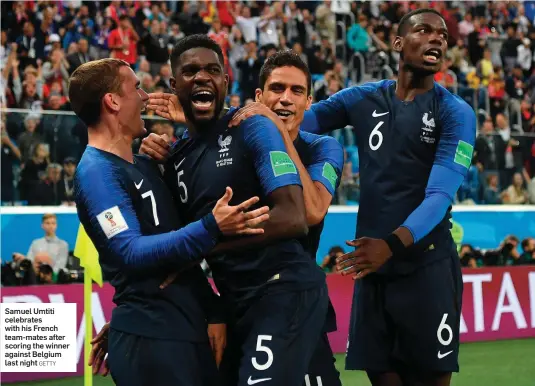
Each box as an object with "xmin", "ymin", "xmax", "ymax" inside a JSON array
[
  {"xmin": 269, "ymin": 151, "xmax": 297, "ymax": 177},
  {"xmin": 454, "ymin": 140, "xmax": 473, "ymax": 169},
  {"xmin": 322, "ymin": 162, "xmax": 338, "ymax": 190}
]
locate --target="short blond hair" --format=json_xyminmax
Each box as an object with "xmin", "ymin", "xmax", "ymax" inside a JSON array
[
  {"xmin": 68, "ymin": 58, "xmax": 130, "ymax": 127},
  {"xmin": 42, "ymin": 213, "xmax": 57, "ymax": 222}
]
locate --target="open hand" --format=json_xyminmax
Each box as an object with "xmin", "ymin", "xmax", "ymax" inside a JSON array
[
  {"xmin": 213, "ymin": 187, "xmax": 270, "ymax": 236},
  {"xmin": 88, "ymin": 322, "xmax": 110, "ymax": 376},
  {"xmin": 335, "ymin": 237, "xmax": 392, "ymax": 280},
  {"xmin": 228, "ymin": 102, "xmax": 284, "ymax": 132},
  {"xmin": 147, "ymin": 92, "xmax": 185, "ymax": 123}
]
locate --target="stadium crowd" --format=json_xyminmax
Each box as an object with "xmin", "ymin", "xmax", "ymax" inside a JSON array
[{"xmin": 1, "ymin": 0, "xmax": 535, "ymax": 206}]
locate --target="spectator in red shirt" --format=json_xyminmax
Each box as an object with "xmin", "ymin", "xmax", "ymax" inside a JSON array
[{"xmin": 108, "ymin": 15, "xmax": 139, "ymax": 67}]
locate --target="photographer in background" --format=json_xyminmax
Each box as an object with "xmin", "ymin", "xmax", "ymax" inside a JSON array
[
  {"xmin": 459, "ymin": 244, "xmax": 483, "ymax": 268},
  {"xmin": 320, "ymin": 246, "xmax": 345, "ymax": 273},
  {"xmin": 484, "ymin": 235, "xmax": 520, "ymax": 266}
]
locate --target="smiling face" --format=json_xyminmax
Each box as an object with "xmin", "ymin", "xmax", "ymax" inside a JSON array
[
  {"xmin": 256, "ymin": 66, "xmax": 312, "ymax": 134},
  {"xmin": 394, "ymin": 12, "xmax": 448, "ymax": 74},
  {"xmin": 110, "ymin": 66, "xmax": 149, "ymax": 138},
  {"xmin": 171, "ymin": 47, "xmax": 228, "ymax": 129}
]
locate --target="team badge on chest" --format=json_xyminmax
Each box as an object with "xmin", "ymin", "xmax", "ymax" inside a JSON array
[
  {"xmin": 217, "ymin": 134, "xmax": 233, "ymax": 167},
  {"xmin": 420, "ymin": 112, "xmax": 436, "ymax": 144}
]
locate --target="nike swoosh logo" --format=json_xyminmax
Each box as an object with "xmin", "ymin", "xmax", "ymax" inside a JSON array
[
  {"xmin": 134, "ymin": 179, "xmax": 143, "ymax": 189},
  {"xmin": 437, "ymin": 350, "xmax": 453, "ymax": 359},
  {"xmin": 372, "ymin": 110, "xmax": 389, "ymax": 117},
  {"xmin": 247, "ymin": 376, "xmax": 272, "ymax": 385},
  {"xmin": 174, "ymin": 158, "xmax": 185, "ymax": 170}
]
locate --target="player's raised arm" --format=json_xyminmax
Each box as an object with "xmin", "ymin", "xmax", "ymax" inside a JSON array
[
  {"xmin": 229, "ymin": 103, "xmax": 344, "ymax": 226},
  {"xmin": 397, "ymin": 94, "xmax": 476, "ymax": 246},
  {"xmin": 75, "ymin": 160, "xmax": 221, "ymax": 272},
  {"xmin": 297, "ymin": 136, "xmax": 344, "ymax": 225},
  {"xmin": 209, "ymin": 116, "xmax": 309, "ymax": 254},
  {"xmin": 301, "ymin": 82, "xmax": 386, "ymax": 135}
]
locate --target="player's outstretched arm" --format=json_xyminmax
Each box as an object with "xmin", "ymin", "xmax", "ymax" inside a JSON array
[
  {"xmin": 75, "ymin": 162, "xmax": 252, "ymax": 272},
  {"xmin": 300, "ymin": 85, "xmax": 375, "ymax": 135},
  {"xmin": 337, "ymin": 96, "xmax": 477, "ymax": 279}
]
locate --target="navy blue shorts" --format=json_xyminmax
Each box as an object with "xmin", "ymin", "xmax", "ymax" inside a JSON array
[
  {"xmin": 108, "ymin": 329, "xmax": 220, "ymax": 386},
  {"xmin": 346, "ymin": 251, "xmax": 463, "ymax": 373},
  {"xmin": 303, "ymin": 332, "xmax": 341, "ymax": 386},
  {"xmin": 220, "ymin": 285, "xmax": 328, "ymax": 386}
]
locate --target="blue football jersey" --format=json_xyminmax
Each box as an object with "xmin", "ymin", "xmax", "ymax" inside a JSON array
[
  {"xmin": 302, "ymin": 80, "xmax": 476, "ymax": 274},
  {"xmin": 164, "ymin": 109, "xmax": 326, "ymax": 303},
  {"xmin": 74, "ymin": 147, "xmax": 221, "ymax": 340}
]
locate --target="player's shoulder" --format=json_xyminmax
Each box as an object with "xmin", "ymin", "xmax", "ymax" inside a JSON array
[
  {"xmin": 299, "ymin": 131, "xmax": 343, "ymax": 154},
  {"xmin": 74, "ymin": 147, "xmax": 126, "ymax": 190},
  {"xmin": 329, "ymin": 79, "xmax": 394, "ymax": 105},
  {"xmin": 434, "ymin": 83, "xmax": 475, "ymax": 119}
]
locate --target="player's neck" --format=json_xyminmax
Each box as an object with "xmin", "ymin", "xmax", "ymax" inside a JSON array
[
  {"xmin": 395, "ymin": 68, "xmax": 435, "ymax": 101},
  {"xmin": 88, "ymin": 123, "xmax": 135, "ymax": 163}
]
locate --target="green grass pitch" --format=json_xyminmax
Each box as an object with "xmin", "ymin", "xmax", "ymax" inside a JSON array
[{"xmin": 10, "ymin": 339, "xmax": 535, "ymax": 386}]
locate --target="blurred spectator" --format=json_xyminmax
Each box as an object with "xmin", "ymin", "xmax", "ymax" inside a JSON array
[
  {"xmin": 228, "ymin": 94, "xmax": 241, "ymax": 108},
  {"xmin": 27, "ymin": 163, "xmax": 65, "ymax": 205},
  {"xmin": 141, "ymin": 19, "xmax": 171, "ymax": 76},
  {"xmin": 483, "ymin": 173, "xmax": 505, "ymax": 204},
  {"xmin": 1, "ymin": 118, "xmax": 21, "ymax": 204},
  {"xmin": 17, "ymin": 114, "xmax": 42, "ymax": 162},
  {"xmin": 66, "ymin": 38, "xmax": 93, "ymax": 74},
  {"xmin": 237, "ymin": 41, "xmax": 262, "ymax": 101},
  {"xmin": 61, "ymin": 157, "xmax": 76, "ymax": 205},
  {"xmin": 519, "ymin": 237, "xmax": 535, "ymax": 265},
  {"xmin": 24, "ymin": 213, "xmax": 69, "ymax": 272},
  {"xmin": 19, "ymin": 142, "xmax": 49, "ymax": 202},
  {"xmin": 108, "ymin": 14, "xmax": 139, "ymax": 67},
  {"xmin": 474, "ymin": 118, "xmax": 505, "ymax": 174},
  {"xmin": 484, "ymin": 235, "xmax": 520, "ymax": 266},
  {"xmin": 42, "ymin": 47, "xmax": 70, "ymax": 98},
  {"xmin": 320, "ymin": 246, "xmax": 344, "ymax": 273},
  {"xmin": 459, "ymin": 244, "xmax": 480, "ymax": 268},
  {"xmin": 502, "ymin": 172, "xmax": 529, "ymax": 204}
]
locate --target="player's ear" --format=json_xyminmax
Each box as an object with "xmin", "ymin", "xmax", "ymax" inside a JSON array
[
  {"xmin": 254, "ymin": 88, "xmax": 263, "ymax": 102},
  {"xmin": 224, "ymin": 74, "xmax": 230, "ymax": 89},
  {"xmin": 305, "ymin": 94, "xmax": 312, "ymax": 110},
  {"xmin": 170, "ymin": 77, "xmax": 176, "ymax": 91},
  {"xmin": 393, "ymin": 36, "xmax": 403, "ymax": 53},
  {"xmin": 102, "ymin": 93, "xmax": 120, "ymax": 113}
]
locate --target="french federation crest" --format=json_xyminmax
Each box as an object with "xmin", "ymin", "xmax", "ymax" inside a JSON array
[{"xmin": 218, "ymin": 135, "xmax": 232, "ymax": 153}]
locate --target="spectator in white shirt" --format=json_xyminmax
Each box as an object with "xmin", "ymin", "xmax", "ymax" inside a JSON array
[{"xmin": 26, "ymin": 213, "xmax": 69, "ymax": 272}]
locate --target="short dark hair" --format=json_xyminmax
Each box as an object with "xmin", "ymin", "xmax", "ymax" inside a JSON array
[
  {"xmin": 259, "ymin": 50, "xmax": 312, "ymax": 95},
  {"xmin": 398, "ymin": 8, "xmax": 445, "ymax": 36},
  {"xmin": 521, "ymin": 238, "xmax": 533, "ymax": 251},
  {"xmin": 170, "ymin": 35, "xmax": 225, "ymax": 73},
  {"xmin": 69, "ymin": 58, "xmax": 130, "ymax": 127}
]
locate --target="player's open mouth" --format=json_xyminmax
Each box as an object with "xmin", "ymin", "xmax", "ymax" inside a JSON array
[
  {"xmin": 274, "ymin": 109, "xmax": 294, "ymax": 121},
  {"xmin": 191, "ymin": 90, "xmax": 215, "ymax": 111},
  {"xmin": 423, "ymin": 48, "xmax": 441, "ymax": 64}
]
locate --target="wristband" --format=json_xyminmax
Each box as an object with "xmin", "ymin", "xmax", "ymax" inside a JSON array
[{"xmin": 384, "ymin": 233, "xmax": 406, "ymax": 257}]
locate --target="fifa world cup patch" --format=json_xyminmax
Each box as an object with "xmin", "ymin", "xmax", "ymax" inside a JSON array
[
  {"xmin": 454, "ymin": 140, "xmax": 473, "ymax": 169},
  {"xmin": 322, "ymin": 162, "xmax": 338, "ymax": 190},
  {"xmin": 269, "ymin": 151, "xmax": 297, "ymax": 177},
  {"xmin": 97, "ymin": 206, "xmax": 129, "ymax": 239}
]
